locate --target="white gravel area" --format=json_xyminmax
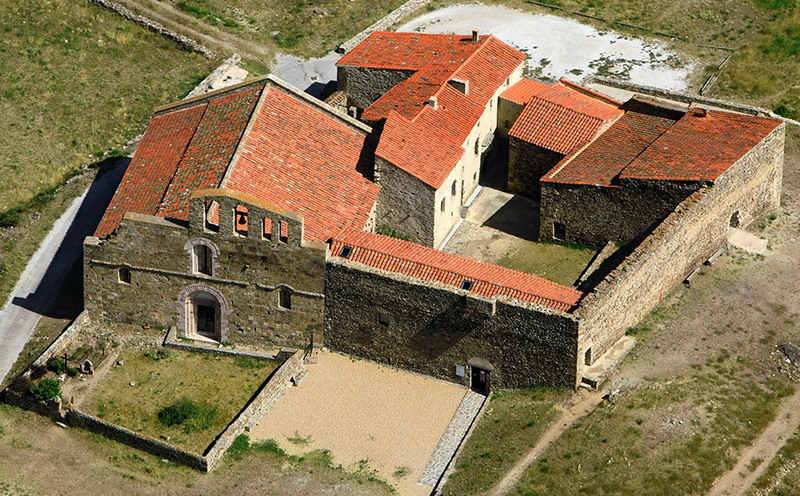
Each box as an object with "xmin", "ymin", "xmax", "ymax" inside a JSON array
[
  {"xmin": 250, "ymin": 351, "xmax": 466, "ymax": 496},
  {"xmin": 398, "ymin": 3, "xmax": 694, "ymax": 90}
]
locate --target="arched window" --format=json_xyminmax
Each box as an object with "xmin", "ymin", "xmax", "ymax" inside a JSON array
[
  {"xmin": 279, "ymin": 288, "xmax": 292, "ymax": 310},
  {"xmin": 451, "ymin": 181, "xmax": 457, "ymax": 196},
  {"xmin": 193, "ymin": 244, "xmax": 212, "ymax": 276},
  {"xmin": 474, "ymin": 138, "xmax": 479, "ymax": 155},
  {"xmin": 440, "ymin": 198, "xmax": 446, "ymax": 212}
]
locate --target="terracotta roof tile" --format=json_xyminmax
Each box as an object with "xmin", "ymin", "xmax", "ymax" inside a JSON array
[
  {"xmin": 543, "ymin": 100, "xmax": 682, "ymax": 186},
  {"xmin": 500, "ymin": 78, "xmax": 549, "ymax": 105},
  {"xmin": 509, "ymin": 83, "xmax": 622, "ymax": 155},
  {"xmin": 330, "ymin": 230, "xmax": 582, "ymax": 312},
  {"xmin": 224, "ymin": 87, "xmax": 379, "ymax": 243},
  {"xmin": 336, "ymin": 31, "xmax": 482, "ymax": 71},
  {"xmin": 94, "ymin": 103, "xmax": 207, "ymax": 237},
  {"xmin": 620, "ymin": 109, "xmax": 782, "ymax": 182}
]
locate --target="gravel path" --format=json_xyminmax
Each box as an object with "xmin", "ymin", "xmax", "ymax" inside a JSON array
[{"xmin": 250, "ymin": 351, "xmax": 466, "ymax": 496}]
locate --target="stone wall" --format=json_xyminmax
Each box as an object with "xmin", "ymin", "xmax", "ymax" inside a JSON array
[
  {"xmin": 539, "ymin": 179, "xmax": 701, "ymax": 245},
  {"xmin": 375, "ymin": 156, "xmax": 436, "ymax": 246},
  {"xmin": 575, "ymin": 123, "xmax": 785, "ymax": 367},
  {"xmin": 31, "ymin": 311, "xmax": 89, "ymax": 369},
  {"xmin": 84, "ymin": 191, "xmax": 326, "ymax": 349},
  {"xmin": 324, "ymin": 261, "xmax": 579, "ymax": 388},
  {"xmin": 497, "ymin": 97, "xmax": 524, "ymax": 137},
  {"xmin": 67, "ymin": 409, "xmax": 209, "ymax": 470},
  {"xmin": 204, "ymin": 350, "xmax": 305, "ymax": 470},
  {"xmin": 508, "ymin": 138, "xmax": 564, "ymax": 200},
  {"xmin": 337, "ymin": 0, "xmax": 434, "ymax": 54},
  {"xmin": 337, "ymin": 66, "xmax": 414, "ymax": 111}
]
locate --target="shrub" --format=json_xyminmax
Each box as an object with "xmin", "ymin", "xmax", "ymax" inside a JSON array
[
  {"xmin": 376, "ymin": 224, "xmax": 411, "ymax": 241},
  {"xmin": 158, "ymin": 398, "xmax": 216, "ymax": 433},
  {"xmin": 47, "ymin": 358, "xmax": 66, "ymax": 374},
  {"xmin": 66, "ymin": 367, "xmax": 79, "ymax": 377},
  {"xmin": 29, "ymin": 378, "xmax": 61, "ymax": 401},
  {"xmin": 144, "ymin": 349, "xmax": 170, "ymax": 361}
]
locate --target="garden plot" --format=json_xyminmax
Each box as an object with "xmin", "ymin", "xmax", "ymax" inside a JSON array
[{"xmin": 398, "ymin": 4, "xmax": 694, "ymax": 90}]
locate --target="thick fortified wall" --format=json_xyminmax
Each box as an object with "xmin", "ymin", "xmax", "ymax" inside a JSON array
[
  {"xmin": 576, "ymin": 124, "xmax": 785, "ymax": 365},
  {"xmin": 324, "ymin": 261, "xmax": 579, "ymax": 388}
]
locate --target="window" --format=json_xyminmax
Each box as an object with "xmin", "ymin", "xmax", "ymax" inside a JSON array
[
  {"xmin": 279, "ymin": 220, "xmax": 289, "ymax": 244},
  {"xmin": 553, "ymin": 222, "xmax": 566, "ymax": 241},
  {"xmin": 440, "ymin": 198, "xmax": 446, "ymax": 212},
  {"xmin": 205, "ymin": 200, "xmax": 220, "ymax": 232},
  {"xmin": 730, "ymin": 211, "xmax": 740, "ymax": 228},
  {"xmin": 460, "ymin": 280, "xmax": 474, "ymax": 291},
  {"xmin": 584, "ymin": 347, "xmax": 592, "ymax": 366},
  {"xmin": 474, "ymin": 138, "xmax": 479, "ymax": 155},
  {"xmin": 263, "ymin": 218, "xmax": 272, "ymax": 240},
  {"xmin": 194, "ymin": 244, "xmax": 213, "ymax": 276},
  {"xmin": 279, "ymin": 288, "xmax": 292, "ymax": 310},
  {"xmin": 118, "ymin": 267, "xmax": 131, "ymax": 284},
  {"xmin": 505, "ymin": 77, "xmax": 510, "ymax": 86},
  {"xmin": 451, "ymin": 181, "xmax": 457, "ymax": 196},
  {"xmin": 339, "ymin": 245, "xmax": 353, "ymax": 258}
]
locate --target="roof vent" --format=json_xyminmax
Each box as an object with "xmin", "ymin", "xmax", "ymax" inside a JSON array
[
  {"xmin": 339, "ymin": 245, "xmax": 353, "ymax": 258},
  {"xmin": 427, "ymin": 95, "xmax": 438, "ymax": 110},
  {"xmin": 461, "ymin": 279, "xmax": 474, "ymax": 291},
  {"xmin": 692, "ymin": 107, "xmax": 707, "ymax": 118},
  {"xmin": 448, "ymin": 78, "xmax": 469, "ymax": 95},
  {"xmin": 472, "ymin": 30, "xmax": 479, "ymax": 43}
]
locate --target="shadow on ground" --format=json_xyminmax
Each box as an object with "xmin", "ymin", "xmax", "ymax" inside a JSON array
[{"xmin": 12, "ymin": 157, "xmax": 129, "ymax": 318}]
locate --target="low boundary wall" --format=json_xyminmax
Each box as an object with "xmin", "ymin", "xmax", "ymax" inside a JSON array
[{"xmin": 337, "ymin": 0, "xmax": 432, "ymax": 53}]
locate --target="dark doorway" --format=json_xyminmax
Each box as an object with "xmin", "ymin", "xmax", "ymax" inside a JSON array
[
  {"xmin": 730, "ymin": 211, "xmax": 741, "ymax": 228},
  {"xmin": 196, "ymin": 304, "xmax": 216, "ymax": 338},
  {"xmin": 471, "ymin": 366, "xmax": 490, "ymax": 395}
]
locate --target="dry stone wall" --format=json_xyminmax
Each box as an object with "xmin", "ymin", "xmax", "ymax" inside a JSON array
[
  {"xmin": 508, "ymin": 139, "xmax": 564, "ymax": 200},
  {"xmin": 324, "ymin": 261, "xmax": 579, "ymax": 388},
  {"xmin": 576, "ymin": 124, "xmax": 785, "ymax": 364},
  {"xmin": 337, "ymin": 66, "xmax": 414, "ymax": 111},
  {"xmin": 375, "ymin": 156, "xmax": 436, "ymax": 246}
]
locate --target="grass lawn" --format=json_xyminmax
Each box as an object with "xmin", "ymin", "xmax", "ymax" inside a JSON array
[
  {"xmin": 497, "ymin": 240, "xmax": 596, "ymax": 286},
  {"xmin": 442, "ymin": 388, "xmax": 569, "ymax": 496},
  {"xmin": 84, "ymin": 348, "xmax": 278, "ymax": 453},
  {"xmin": 0, "ymin": 0, "xmax": 217, "ymax": 213},
  {"xmin": 163, "ymin": 0, "xmax": 407, "ymax": 57}
]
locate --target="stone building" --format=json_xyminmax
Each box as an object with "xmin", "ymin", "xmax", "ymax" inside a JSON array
[
  {"xmin": 84, "ymin": 31, "xmax": 785, "ymax": 392},
  {"xmin": 336, "ymin": 31, "xmax": 526, "ymax": 247}
]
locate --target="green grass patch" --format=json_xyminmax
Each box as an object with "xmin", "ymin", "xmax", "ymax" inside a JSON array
[
  {"xmin": 749, "ymin": 424, "xmax": 800, "ymax": 493},
  {"xmin": 84, "ymin": 348, "xmax": 278, "ymax": 453},
  {"xmin": 497, "ymin": 239, "xmax": 597, "ymax": 286},
  {"xmin": 442, "ymin": 388, "xmax": 569, "ymax": 495}
]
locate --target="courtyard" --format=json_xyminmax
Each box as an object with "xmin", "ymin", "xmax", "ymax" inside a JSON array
[{"xmin": 250, "ymin": 351, "xmax": 470, "ymax": 496}]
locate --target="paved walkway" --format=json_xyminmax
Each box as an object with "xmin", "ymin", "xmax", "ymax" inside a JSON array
[
  {"xmin": 0, "ymin": 161, "xmax": 126, "ymax": 384},
  {"xmin": 418, "ymin": 390, "xmax": 486, "ymax": 488}
]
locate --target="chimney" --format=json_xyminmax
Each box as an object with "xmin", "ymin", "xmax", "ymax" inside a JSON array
[
  {"xmin": 692, "ymin": 107, "xmax": 707, "ymax": 118},
  {"xmin": 427, "ymin": 95, "xmax": 438, "ymax": 110},
  {"xmin": 448, "ymin": 79, "xmax": 469, "ymax": 95},
  {"xmin": 472, "ymin": 29, "xmax": 479, "ymax": 43}
]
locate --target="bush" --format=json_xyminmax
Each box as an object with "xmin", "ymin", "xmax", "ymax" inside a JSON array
[
  {"xmin": 158, "ymin": 398, "xmax": 216, "ymax": 433},
  {"xmin": 47, "ymin": 358, "xmax": 66, "ymax": 374},
  {"xmin": 66, "ymin": 367, "xmax": 79, "ymax": 377},
  {"xmin": 376, "ymin": 224, "xmax": 411, "ymax": 241},
  {"xmin": 144, "ymin": 349, "xmax": 170, "ymax": 361},
  {"xmin": 29, "ymin": 378, "xmax": 61, "ymax": 401}
]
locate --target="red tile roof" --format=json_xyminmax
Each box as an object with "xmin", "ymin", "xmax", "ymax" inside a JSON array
[
  {"xmin": 620, "ymin": 108, "xmax": 782, "ymax": 182},
  {"xmin": 96, "ymin": 78, "xmax": 379, "ymax": 243},
  {"xmin": 342, "ymin": 32, "xmax": 525, "ymax": 188},
  {"xmin": 543, "ymin": 100, "xmax": 683, "ymax": 186},
  {"xmin": 500, "ymin": 78, "xmax": 549, "ymax": 105},
  {"xmin": 94, "ymin": 103, "xmax": 207, "ymax": 237},
  {"xmin": 509, "ymin": 82, "xmax": 622, "ymax": 155},
  {"xmin": 223, "ymin": 86, "xmax": 379, "ymax": 243},
  {"xmin": 329, "ymin": 230, "xmax": 582, "ymax": 312}
]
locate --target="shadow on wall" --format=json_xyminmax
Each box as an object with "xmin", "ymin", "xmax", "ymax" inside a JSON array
[
  {"xmin": 483, "ymin": 194, "xmax": 540, "ymax": 242},
  {"xmin": 408, "ymin": 298, "xmax": 489, "ymax": 360},
  {"xmin": 12, "ymin": 157, "xmax": 129, "ymax": 319}
]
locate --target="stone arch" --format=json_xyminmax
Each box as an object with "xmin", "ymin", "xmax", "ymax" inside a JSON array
[
  {"xmin": 184, "ymin": 237, "xmax": 220, "ymax": 276},
  {"xmin": 177, "ymin": 283, "xmax": 230, "ymax": 342}
]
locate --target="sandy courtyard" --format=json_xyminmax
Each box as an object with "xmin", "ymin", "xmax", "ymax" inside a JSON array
[{"xmin": 250, "ymin": 351, "xmax": 467, "ymax": 495}]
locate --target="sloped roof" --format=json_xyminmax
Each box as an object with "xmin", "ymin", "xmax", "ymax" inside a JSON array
[
  {"xmin": 224, "ymin": 86, "xmax": 379, "ymax": 243},
  {"xmin": 619, "ymin": 108, "xmax": 782, "ymax": 182},
  {"xmin": 500, "ymin": 78, "xmax": 549, "ymax": 105},
  {"xmin": 341, "ymin": 32, "xmax": 525, "ymax": 189},
  {"xmin": 509, "ymin": 82, "xmax": 622, "ymax": 155},
  {"xmin": 329, "ymin": 229, "xmax": 582, "ymax": 312},
  {"xmin": 96, "ymin": 77, "xmax": 379, "ymax": 243},
  {"xmin": 543, "ymin": 100, "xmax": 681, "ymax": 186}
]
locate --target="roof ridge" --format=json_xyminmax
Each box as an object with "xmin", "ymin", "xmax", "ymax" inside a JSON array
[
  {"xmin": 614, "ymin": 111, "xmax": 682, "ymax": 181},
  {"xmin": 154, "ymin": 78, "xmax": 268, "ymax": 116},
  {"xmin": 219, "ymin": 84, "xmax": 271, "ymax": 189},
  {"xmin": 527, "ymin": 92, "xmax": 606, "ymax": 121},
  {"xmin": 430, "ymin": 34, "xmax": 494, "ymax": 101}
]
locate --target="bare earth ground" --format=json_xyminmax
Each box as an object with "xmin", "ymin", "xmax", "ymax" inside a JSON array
[{"xmin": 250, "ymin": 351, "xmax": 467, "ymax": 496}]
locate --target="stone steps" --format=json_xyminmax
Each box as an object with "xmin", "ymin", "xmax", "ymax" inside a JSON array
[{"xmin": 418, "ymin": 390, "xmax": 486, "ymax": 488}]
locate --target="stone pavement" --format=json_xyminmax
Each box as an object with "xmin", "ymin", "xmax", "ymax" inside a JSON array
[{"xmin": 418, "ymin": 390, "xmax": 487, "ymax": 488}]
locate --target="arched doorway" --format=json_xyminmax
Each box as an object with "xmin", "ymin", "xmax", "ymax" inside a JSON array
[{"xmin": 178, "ymin": 284, "xmax": 229, "ymax": 343}]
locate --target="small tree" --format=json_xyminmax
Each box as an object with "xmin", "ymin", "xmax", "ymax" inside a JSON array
[{"xmin": 29, "ymin": 378, "xmax": 61, "ymax": 401}]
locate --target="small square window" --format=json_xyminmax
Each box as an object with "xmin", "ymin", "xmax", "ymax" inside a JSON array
[
  {"xmin": 553, "ymin": 222, "xmax": 566, "ymax": 241},
  {"xmin": 118, "ymin": 267, "xmax": 131, "ymax": 285},
  {"xmin": 460, "ymin": 280, "xmax": 474, "ymax": 291},
  {"xmin": 340, "ymin": 245, "xmax": 353, "ymax": 258}
]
